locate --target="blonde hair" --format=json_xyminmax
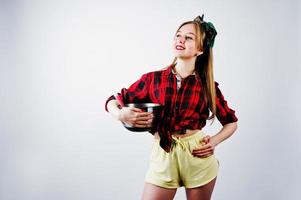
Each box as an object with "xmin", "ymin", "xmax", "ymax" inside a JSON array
[{"xmin": 171, "ymin": 21, "xmax": 216, "ymax": 121}]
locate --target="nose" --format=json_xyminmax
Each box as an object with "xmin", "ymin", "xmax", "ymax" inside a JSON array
[
  {"xmin": 178, "ymin": 36, "xmax": 185, "ymax": 44},
  {"xmin": 175, "ymin": 35, "xmax": 185, "ymax": 44}
]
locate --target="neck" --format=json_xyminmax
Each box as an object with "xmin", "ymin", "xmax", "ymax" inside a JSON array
[{"xmin": 174, "ymin": 58, "xmax": 196, "ymax": 78}]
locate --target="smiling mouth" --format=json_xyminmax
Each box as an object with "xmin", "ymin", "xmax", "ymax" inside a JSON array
[{"xmin": 176, "ymin": 45, "xmax": 185, "ymax": 50}]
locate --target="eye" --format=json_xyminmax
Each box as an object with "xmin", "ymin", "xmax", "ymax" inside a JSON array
[
  {"xmin": 185, "ymin": 36, "xmax": 193, "ymax": 40},
  {"xmin": 175, "ymin": 34, "xmax": 181, "ymax": 38}
]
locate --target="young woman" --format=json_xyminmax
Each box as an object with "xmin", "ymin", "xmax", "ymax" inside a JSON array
[{"xmin": 105, "ymin": 15, "xmax": 238, "ymax": 200}]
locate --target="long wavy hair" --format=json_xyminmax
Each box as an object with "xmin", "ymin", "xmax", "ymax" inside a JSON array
[{"xmin": 171, "ymin": 21, "xmax": 216, "ymax": 121}]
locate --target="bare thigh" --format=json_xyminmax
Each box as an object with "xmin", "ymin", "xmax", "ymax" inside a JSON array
[
  {"xmin": 185, "ymin": 177, "xmax": 217, "ymax": 200},
  {"xmin": 141, "ymin": 183, "xmax": 177, "ymax": 200}
]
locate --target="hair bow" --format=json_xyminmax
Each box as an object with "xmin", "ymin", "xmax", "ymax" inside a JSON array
[{"xmin": 193, "ymin": 14, "xmax": 217, "ymax": 48}]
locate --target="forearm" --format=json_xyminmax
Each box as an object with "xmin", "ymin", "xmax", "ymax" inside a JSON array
[
  {"xmin": 107, "ymin": 100, "xmax": 121, "ymax": 120},
  {"xmin": 212, "ymin": 122, "xmax": 238, "ymax": 146}
]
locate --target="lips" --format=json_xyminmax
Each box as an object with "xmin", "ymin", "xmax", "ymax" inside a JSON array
[{"xmin": 176, "ymin": 45, "xmax": 185, "ymax": 50}]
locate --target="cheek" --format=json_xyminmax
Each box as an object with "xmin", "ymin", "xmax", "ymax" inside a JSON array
[
  {"xmin": 172, "ymin": 40, "xmax": 177, "ymax": 47},
  {"xmin": 186, "ymin": 44, "xmax": 197, "ymax": 53}
]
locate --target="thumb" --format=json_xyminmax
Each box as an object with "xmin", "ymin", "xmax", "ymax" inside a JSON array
[{"xmin": 202, "ymin": 136, "xmax": 211, "ymax": 144}]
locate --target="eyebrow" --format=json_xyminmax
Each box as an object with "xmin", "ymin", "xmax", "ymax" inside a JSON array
[{"xmin": 177, "ymin": 31, "xmax": 196, "ymax": 36}]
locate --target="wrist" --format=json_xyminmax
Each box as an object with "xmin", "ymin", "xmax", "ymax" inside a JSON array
[
  {"xmin": 116, "ymin": 109, "xmax": 123, "ymax": 121},
  {"xmin": 211, "ymin": 135, "xmax": 220, "ymax": 146},
  {"xmin": 107, "ymin": 100, "xmax": 123, "ymax": 121}
]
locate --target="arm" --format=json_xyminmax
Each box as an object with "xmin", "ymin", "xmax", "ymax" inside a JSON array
[
  {"xmin": 105, "ymin": 72, "xmax": 154, "ymax": 127},
  {"xmin": 104, "ymin": 73, "xmax": 151, "ymax": 113},
  {"xmin": 106, "ymin": 99, "xmax": 153, "ymax": 128},
  {"xmin": 192, "ymin": 122, "xmax": 238, "ymax": 158},
  {"xmin": 192, "ymin": 82, "xmax": 238, "ymax": 157},
  {"xmin": 211, "ymin": 121, "xmax": 238, "ymax": 146}
]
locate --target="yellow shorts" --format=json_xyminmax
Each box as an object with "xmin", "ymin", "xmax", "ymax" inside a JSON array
[{"xmin": 145, "ymin": 131, "xmax": 219, "ymax": 189}]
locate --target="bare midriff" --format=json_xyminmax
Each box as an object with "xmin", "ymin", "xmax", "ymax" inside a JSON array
[{"xmin": 154, "ymin": 129, "xmax": 201, "ymax": 139}]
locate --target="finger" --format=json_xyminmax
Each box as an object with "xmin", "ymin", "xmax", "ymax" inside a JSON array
[
  {"xmin": 133, "ymin": 124, "xmax": 148, "ymax": 128},
  {"xmin": 135, "ymin": 119, "xmax": 153, "ymax": 126},
  {"xmin": 193, "ymin": 152, "xmax": 213, "ymax": 158},
  {"xmin": 136, "ymin": 115, "xmax": 154, "ymax": 121},
  {"xmin": 136, "ymin": 112, "xmax": 153, "ymax": 118},
  {"xmin": 192, "ymin": 145, "xmax": 213, "ymax": 152},
  {"xmin": 192, "ymin": 148, "xmax": 213, "ymax": 155},
  {"xmin": 194, "ymin": 143, "xmax": 212, "ymax": 151},
  {"xmin": 134, "ymin": 120, "xmax": 150, "ymax": 125},
  {"xmin": 133, "ymin": 120, "xmax": 152, "ymax": 127},
  {"xmin": 131, "ymin": 108, "xmax": 143, "ymax": 112},
  {"xmin": 133, "ymin": 124, "xmax": 152, "ymax": 128},
  {"xmin": 192, "ymin": 148, "xmax": 214, "ymax": 155}
]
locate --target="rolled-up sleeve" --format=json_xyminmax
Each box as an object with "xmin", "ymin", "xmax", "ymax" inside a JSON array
[
  {"xmin": 104, "ymin": 73, "xmax": 150, "ymax": 112},
  {"xmin": 215, "ymin": 82, "xmax": 238, "ymax": 126}
]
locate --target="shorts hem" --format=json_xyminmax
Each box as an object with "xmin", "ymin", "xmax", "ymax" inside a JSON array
[
  {"xmin": 145, "ymin": 179, "xmax": 180, "ymax": 189},
  {"xmin": 184, "ymin": 175, "xmax": 218, "ymax": 189}
]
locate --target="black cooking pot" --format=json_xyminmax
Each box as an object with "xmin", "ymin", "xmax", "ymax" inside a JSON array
[{"xmin": 122, "ymin": 103, "xmax": 163, "ymax": 132}]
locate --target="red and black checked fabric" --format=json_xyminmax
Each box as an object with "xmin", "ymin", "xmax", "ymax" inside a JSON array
[{"xmin": 105, "ymin": 65, "xmax": 238, "ymax": 152}]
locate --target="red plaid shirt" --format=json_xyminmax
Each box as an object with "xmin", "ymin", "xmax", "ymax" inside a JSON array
[{"xmin": 105, "ymin": 65, "xmax": 238, "ymax": 152}]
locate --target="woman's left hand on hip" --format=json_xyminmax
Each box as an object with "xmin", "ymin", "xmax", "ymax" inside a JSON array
[{"xmin": 192, "ymin": 135, "xmax": 217, "ymax": 158}]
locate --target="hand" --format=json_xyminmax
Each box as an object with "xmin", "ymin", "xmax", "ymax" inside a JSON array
[
  {"xmin": 118, "ymin": 107, "xmax": 153, "ymax": 128},
  {"xmin": 192, "ymin": 135, "xmax": 217, "ymax": 158}
]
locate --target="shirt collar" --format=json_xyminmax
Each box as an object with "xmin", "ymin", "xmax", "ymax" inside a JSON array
[
  {"xmin": 164, "ymin": 64, "xmax": 201, "ymax": 82},
  {"xmin": 169, "ymin": 64, "xmax": 197, "ymax": 78}
]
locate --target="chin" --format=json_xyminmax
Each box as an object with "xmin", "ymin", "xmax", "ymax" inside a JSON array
[
  {"xmin": 174, "ymin": 55, "xmax": 193, "ymax": 60},
  {"xmin": 173, "ymin": 52, "xmax": 194, "ymax": 59},
  {"xmin": 173, "ymin": 52, "xmax": 185, "ymax": 58}
]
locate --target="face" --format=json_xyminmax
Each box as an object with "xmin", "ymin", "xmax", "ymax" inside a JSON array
[{"xmin": 173, "ymin": 23, "xmax": 200, "ymax": 59}]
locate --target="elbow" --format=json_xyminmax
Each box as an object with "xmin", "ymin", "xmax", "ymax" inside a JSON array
[
  {"xmin": 231, "ymin": 121, "xmax": 238, "ymax": 133},
  {"xmin": 223, "ymin": 121, "xmax": 238, "ymax": 133}
]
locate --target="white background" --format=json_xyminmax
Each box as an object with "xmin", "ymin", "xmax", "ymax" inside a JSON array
[{"xmin": 1, "ymin": 0, "xmax": 300, "ymax": 199}]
